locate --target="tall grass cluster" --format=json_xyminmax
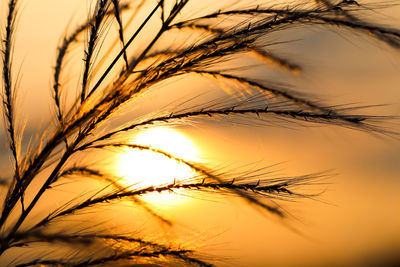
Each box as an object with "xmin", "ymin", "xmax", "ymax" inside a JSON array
[{"xmin": 1, "ymin": 0, "xmax": 399, "ymax": 266}]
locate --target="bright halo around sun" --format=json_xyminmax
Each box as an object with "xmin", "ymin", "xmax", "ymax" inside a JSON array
[{"xmin": 116, "ymin": 127, "xmax": 199, "ymax": 190}]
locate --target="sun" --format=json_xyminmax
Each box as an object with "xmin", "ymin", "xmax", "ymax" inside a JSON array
[{"xmin": 116, "ymin": 127, "xmax": 199, "ymax": 188}]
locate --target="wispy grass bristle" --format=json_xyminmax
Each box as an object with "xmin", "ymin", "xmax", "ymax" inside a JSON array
[{"xmin": 81, "ymin": 0, "xmax": 112, "ymax": 103}]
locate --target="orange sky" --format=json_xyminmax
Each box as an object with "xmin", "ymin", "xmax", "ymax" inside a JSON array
[{"xmin": 0, "ymin": 1, "xmax": 400, "ymax": 266}]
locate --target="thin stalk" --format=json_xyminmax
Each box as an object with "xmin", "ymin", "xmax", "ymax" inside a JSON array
[
  {"xmin": 85, "ymin": 0, "xmax": 164, "ymax": 101},
  {"xmin": 112, "ymin": 0, "xmax": 129, "ymax": 69},
  {"xmin": 127, "ymin": 0, "xmax": 190, "ymax": 73},
  {"xmin": 81, "ymin": 0, "xmax": 111, "ymax": 103}
]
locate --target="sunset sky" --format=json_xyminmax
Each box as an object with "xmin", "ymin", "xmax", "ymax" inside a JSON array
[{"xmin": 0, "ymin": 0, "xmax": 400, "ymax": 266}]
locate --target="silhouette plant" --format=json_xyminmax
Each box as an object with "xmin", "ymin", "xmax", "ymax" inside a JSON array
[{"xmin": 0, "ymin": 0, "xmax": 399, "ymax": 266}]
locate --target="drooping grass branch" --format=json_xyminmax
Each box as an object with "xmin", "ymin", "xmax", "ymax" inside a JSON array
[
  {"xmin": 55, "ymin": 166, "xmax": 172, "ymax": 225},
  {"xmin": 2, "ymin": 0, "xmax": 23, "ymax": 212},
  {"xmin": 53, "ymin": 3, "xmax": 129, "ymax": 124},
  {"xmin": 77, "ymin": 143, "xmax": 301, "ymax": 216},
  {"xmin": 78, "ymin": 99, "xmax": 388, "ymax": 151},
  {"xmin": 184, "ymin": 70, "xmax": 332, "ymax": 113},
  {"xmin": 165, "ymin": 21, "xmax": 303, "ymax": 72},
  {"xmin": 14, "ymin": 248, "xmax": 211, "ymax": 267},
  {"xmin": 315, "ymin": 0, "xmax": 400, "ymax": 47},
  {"xmin": 11, "ymin": 232, "xmax": 176, "ymax": 253},
  {"xmin": 33, "ymin": 171, "xmax": 325, "ymax": 230},
  {"xmin": 134, "ymin": 43, "xmax": 302, "ymax": 73},
  {"xmin": 173, "ymin": 3, "xmax": 400, "ymax": 47}
]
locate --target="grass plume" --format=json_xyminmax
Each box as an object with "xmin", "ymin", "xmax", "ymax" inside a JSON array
[{"xmin": 0, "ymin": 0, "xmax": 399, "ymax": 266}]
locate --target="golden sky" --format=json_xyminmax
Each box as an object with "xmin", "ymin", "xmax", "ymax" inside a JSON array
[{"xmin": 0, "ymin": 0, "xmax": 400, "ymax": 266}]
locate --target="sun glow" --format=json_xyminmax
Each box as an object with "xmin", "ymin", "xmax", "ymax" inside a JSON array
[{"xmin": 116, "ymin": 127, "xmax": 199, "ymax": 189}]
